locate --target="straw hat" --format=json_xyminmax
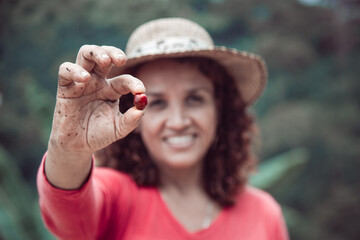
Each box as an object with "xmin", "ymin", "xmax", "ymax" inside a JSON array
[{"xmin": 116, "ymin": 18, "xmax": 267, "ymax": 106}]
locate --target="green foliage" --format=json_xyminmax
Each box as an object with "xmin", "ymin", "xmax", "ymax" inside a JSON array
[
  {"xmin": 0, "ymin": 146, "xmax": 54, "ymax": 240},
  {"xmin": 250, "ymin": 148, "xmax": 309, "ymax": 191},
  {"xmin": 1, "ymin": 0, "xmax": 359, "ymax": 239}
]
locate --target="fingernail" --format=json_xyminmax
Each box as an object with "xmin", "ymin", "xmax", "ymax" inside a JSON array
[
  {"xmin": 136, "ymin": 83, "xmax": 146, "ymax": 91},
  {"xmin": 116, "ymin": 54, "xmax": 124, "ymax": 59},
  {"xmin": 81, "ymin": 71, "xmax": 89, "ymax": 78},
  {"xmin": 101, "ymin": 54, "xmax": 109, "ymax": 59}
]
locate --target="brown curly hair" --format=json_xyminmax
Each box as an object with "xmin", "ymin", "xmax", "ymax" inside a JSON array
[{"xmin": 96, "ymin": 57, "xmax": 257, "ymax": 207}]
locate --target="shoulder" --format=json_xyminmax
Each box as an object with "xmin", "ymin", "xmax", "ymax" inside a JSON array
[
  {"xmin": 91, "ymin": 166, "xmax": 140, "ymax": 203},
  {"xmin": 228, "ymin": 186, "xmax": 289, "ymax": 240},
  {"xmin": 92, "ymin": 166, "xmax": 137, "ymax": 190},
  {"xmin": 93, "ymin": 166, "xmax": 133, "ymax": 181},
  {"xmin": 234, "ymin": 185, "xmax": 282, "ymax": 217},
  {"xmin": 92, "ymin": 167, "xmax": 141, "ymax": 215},
  {"xmin": 240, "ymin": 186, "xmax": 280, "ymax": 205}
]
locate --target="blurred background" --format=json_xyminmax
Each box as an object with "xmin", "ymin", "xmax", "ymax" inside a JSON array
[{"xmin": 0, "ymin": 0, "xmax": 359, "ymax": 239}]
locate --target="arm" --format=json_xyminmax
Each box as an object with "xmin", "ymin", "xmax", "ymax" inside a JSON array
[
  {"xmin": 45, "ymin": 45, "xmax": 146, "ymax": 189},
  {"xmin": 38, "ymin": 45, "xmax": 145, "ymax": 239},
  {"xmin": 38, "ymin": 154, "xmax": 137, "ymax": 240}
]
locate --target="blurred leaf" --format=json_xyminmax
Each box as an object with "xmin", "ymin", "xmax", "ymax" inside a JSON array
[{"xmin": 250, "ymin": 148, "xmax": 309, "ymax": 190}]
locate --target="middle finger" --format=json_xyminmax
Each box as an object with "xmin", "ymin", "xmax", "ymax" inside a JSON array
[{"xmin": 76, "ymin": 45, "xmax": 111, "ymax": 73}]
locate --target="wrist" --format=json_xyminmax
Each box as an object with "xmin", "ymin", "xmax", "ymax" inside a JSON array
[
  {"xmin": 45, "ymin": 141, "xmax": 93, "ymax": 190},
  {"xmin": 47, "ymin": 136, "xmax": 93, "ymax": 160}
]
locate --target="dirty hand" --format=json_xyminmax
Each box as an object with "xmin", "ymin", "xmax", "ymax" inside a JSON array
[{"xmin": 49, "ymin": 45, "xmax": 145, "ymax": 153}]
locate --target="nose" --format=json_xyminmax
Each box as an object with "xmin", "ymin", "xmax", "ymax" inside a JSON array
[{"xmin": 165, "ymin": 103, "xmax": 191, "ymax": 131}]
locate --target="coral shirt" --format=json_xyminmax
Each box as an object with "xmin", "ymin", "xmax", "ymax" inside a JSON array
[{"xmin": 37, "ymin": 156, "xmax": 289, "ymax": 240}]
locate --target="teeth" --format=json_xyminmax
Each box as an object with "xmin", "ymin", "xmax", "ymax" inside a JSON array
[{"xmin": 166, "ymin": 135, "xmax": 193, "ymax": 145}]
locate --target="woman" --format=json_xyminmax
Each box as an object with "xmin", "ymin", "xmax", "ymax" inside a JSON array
[{"xmin": 37, "ymin": 18, "xmax": 289, "ymax": 239}]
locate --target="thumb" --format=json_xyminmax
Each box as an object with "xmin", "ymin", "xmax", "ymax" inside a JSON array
[{"xmin": 115, "ymin": 107, "xmax": 144, "ymax": 139}]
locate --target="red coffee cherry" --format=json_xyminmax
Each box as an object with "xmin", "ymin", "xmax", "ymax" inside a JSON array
[{"xmin": 133, "ymin": 93, "xmax": 147, "ymax": 110}]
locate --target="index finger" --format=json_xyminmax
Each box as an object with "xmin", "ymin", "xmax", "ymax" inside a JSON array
[
  {"xmin": 99, "ymin": 74, "xmax": 146, "ymax": 101},
  {"xmin": 111, "ymin": 74, "xmax": 146, "ymax": 95}
]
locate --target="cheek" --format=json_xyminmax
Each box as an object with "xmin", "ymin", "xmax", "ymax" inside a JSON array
[
  {"xmin": 138, "ymin": 112, "xmax": 162, "ymax": 143},
  {"xmin": 138, "ymin": 123, "xmax": 154, "ymax": 154},
  {"xmin": 194, "ymin": 106, "xmax": 217, "ymax": 138},
  {"xmin": 207, "ymin": 113, "xmax": 217, "ymax": 139}
]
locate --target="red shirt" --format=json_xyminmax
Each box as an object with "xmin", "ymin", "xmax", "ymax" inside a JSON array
[{"xmin": 37, "ymin": 156, "xmax": 289, "ymax": 240}]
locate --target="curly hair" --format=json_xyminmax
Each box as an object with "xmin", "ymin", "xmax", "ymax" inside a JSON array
[{"xmin": 96, "ymin": 57, "xmax": 257, "ymax": 207}]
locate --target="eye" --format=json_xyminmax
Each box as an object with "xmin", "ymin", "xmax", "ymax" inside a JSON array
[
  {"xmin": 186, "ymin": 94, "xmax": 204, "ymax": 105},
  {"xmin": 148, "ymin": 98, "xmax": 167, "ymax": 109}
]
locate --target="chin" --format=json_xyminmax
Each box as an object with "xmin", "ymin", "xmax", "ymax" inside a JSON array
[
  {"xmin": 167, "ymin": 161, "xmax": 200, "ymax": 169},
  {"xmin": 160, "ymin": 154, "xmax": 205, "ymax": 169}
]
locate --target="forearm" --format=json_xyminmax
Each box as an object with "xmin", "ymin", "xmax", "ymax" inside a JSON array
[
  {"xmin": 38, "ymin": 153, "xmax": 100, "ymax": 240},
  {"xmin": 45, "ymin": 142, "xmax": 93, "ymax": 190}
]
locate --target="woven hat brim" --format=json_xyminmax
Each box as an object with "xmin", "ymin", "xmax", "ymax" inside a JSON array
[{"xmin": 112, "ymin": 46, "xmax": 267, "ymax": 106}]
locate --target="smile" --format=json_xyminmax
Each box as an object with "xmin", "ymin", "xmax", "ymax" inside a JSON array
[{"xmin": 164, "ymin": 134, "xmax": 196, "ymax": 148}]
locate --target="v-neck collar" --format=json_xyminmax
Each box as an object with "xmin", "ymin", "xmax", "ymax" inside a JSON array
[{"xmin": 154, "ymin": 188, "xmax": 230, "ymax": 239}]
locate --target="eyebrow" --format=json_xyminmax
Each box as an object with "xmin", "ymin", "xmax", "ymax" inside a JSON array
[{"xmin": 188, "ymin": 87, "xmax": 213, "ymax": 94}]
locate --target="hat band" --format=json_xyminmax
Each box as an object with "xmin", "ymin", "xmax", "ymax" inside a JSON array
[{"xmin": 128, "ymin": 37, "xmax": 211, "ymax": 58}]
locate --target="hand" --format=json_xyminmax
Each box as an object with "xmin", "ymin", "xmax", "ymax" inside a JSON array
[{"xmin": 49, "ymin": 45, "xmax": 145, "ymax": 153}]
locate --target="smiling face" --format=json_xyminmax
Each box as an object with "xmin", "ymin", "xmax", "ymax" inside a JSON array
[{"xmin": 136, "ymin": 59, "xmax": 217, "ymax": 170}]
